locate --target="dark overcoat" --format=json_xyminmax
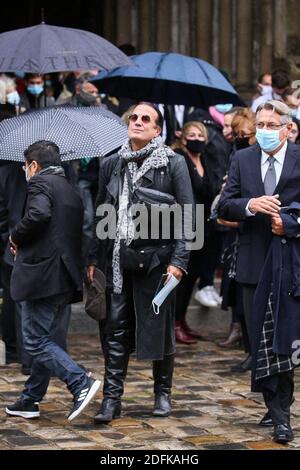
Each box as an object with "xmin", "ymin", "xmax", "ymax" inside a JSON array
[
  {"xmin": 251, "ymin": 203, "xmax": 300, "ymax": 392},
  {"xmin": 10, "ymin": 172, "xmax": 83, "ymax": 303},
  {"xmin": 218, "ymin": 141, "xmax": 300, "ymax": 285}
]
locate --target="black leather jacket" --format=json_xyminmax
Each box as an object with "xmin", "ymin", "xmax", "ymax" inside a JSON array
[{"xmin": 88, "ymin": 151, "xmax": 194, "ymax": 283}]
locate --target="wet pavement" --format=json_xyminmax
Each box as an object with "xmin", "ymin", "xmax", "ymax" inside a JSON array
[{"xmin": 0, "ymin": 302, "xmax": 300, "ymax": 451}]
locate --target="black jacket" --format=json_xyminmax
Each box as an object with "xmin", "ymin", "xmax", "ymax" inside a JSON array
[
  {"xmin": 218, "ymin": 141, "xmax": 300, "ymax": 285},
  {"xmin": 89, "ymin": 152, "xmax": 194, "ymax": 279},
  {"xmin": 89, "ymin": 151, "xmax": 194, "ymax": 361},
  {"xmin": 0, "ymin": 162, "xmax": 27, "ymax": 266},
  {"xmin": 10, "ymin": 172, "xmax": 83, "ymax": 302}
]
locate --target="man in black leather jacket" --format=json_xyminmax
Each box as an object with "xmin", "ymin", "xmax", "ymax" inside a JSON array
[{"xmin": 88, "ymin": 102, "xmax": 194, "ymax": 423}]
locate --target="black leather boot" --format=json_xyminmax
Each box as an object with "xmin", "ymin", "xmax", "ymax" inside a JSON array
[
  {"xmin": 94, "ymin": 397, "xmax": 122, "ymax": 424},
  {"xmin": 152, "ymin": 354, "xmax": 174, "ymax": 417},
  {"xmin": 94, "ymin": 292, "xmax": 132, "ymax": 424}
]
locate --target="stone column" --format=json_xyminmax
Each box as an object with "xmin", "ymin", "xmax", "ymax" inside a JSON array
[
  {"xmin": 116, "ymin": 0, "xmax": 133, "ymax": 45},
  {"xmin": 274, "ymin": 0, "xmax": 287, "ymax": 58},
  {"xmin": 219, "ymin": 0, "xmax": 232, "ymax": 75},
  {"xmin": 195, "ymin": 0, "xmax": 213, "ymax": 62},
  {"xmin": 102, "ymin": 0, "xmax": 117, "ymax": 43},
  {"xmin": 156, "ymin": 0, "xmax": 172, "ymax": 51},
  {"xmin": 138, "ymin": 0, "xmax": 154, "ymax": 52},
  {"xmin": 260, "ymin": 0, "xmax": 273, "ymax": 75},
  {"xmin": 212, "ymin": 0, "xmax": 220, "ymax": 67},
  {"xmin": 236, "ymin": 0, "xmax": 253, "ymax": 88}
]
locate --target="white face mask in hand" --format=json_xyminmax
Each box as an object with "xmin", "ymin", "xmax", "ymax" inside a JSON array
[{"xmin": 152, "ymin": 274, "xmax": 180, "ymax": 315}]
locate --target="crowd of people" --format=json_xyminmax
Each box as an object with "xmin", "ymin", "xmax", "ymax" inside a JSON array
[{"xmin": 1, "ymin": 65, "xmax": 300, "ymax": 443}]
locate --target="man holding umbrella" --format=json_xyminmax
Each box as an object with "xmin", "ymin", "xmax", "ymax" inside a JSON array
[
  {"xmin": 88, "ymin": 102, "xmax": 194, "ymax": 423},
  {"xmin": 5, "ymin": 140, "xmax": 100, "ymax": 421}
]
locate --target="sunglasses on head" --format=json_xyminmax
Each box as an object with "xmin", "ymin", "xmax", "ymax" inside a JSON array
[{"xmin": 128, "ymin": 113, "xmax": 152, "ymax": 123}]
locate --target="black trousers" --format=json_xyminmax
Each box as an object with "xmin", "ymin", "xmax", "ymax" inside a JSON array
[
  {"xmin": 1, "ymin": 262, "xmax": 17, "ymax": 358},
  {"xmin": 242, "ymin": 284, "xmax": 257, "ymax": 355},
  {"xmin": 262, "ymin": 370, "xmax": 294, "ymax": 425},
  {"xmin": 102, "ymin": 276, "xmax": 174, "ymax": 400}
]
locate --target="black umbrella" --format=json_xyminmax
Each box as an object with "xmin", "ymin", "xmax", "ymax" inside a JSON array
[
  {"xmin": 0, "ymin": 23, "xmax": 133, "ymax": 74},
  {"xmin": 0, "ymin": 106, "xmax": 127, "ymax": 161},
  {"xmin": 92, "ymin": 52, "xmax": 243, "ymax": 107}
]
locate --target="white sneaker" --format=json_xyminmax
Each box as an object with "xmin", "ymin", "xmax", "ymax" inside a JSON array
[
  {"xmin": 194, "ymin": 286, "xmax": 218, "ymax": 308},
  {"xmin": 209, "ymin": 285, "xmax": 222, "ymax": 306}
]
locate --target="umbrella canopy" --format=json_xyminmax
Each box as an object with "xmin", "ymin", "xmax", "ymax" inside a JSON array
[
  {"xmin": 92, "ymin": 52, "xmax": 243, "ymax": 108},
  {"xmin": 0, "ymin": 23, "xmax": 133, "ymax": 74},
  {"xmin": 0, "ymin": 106, "xmax": 128, "ymax": 161}
]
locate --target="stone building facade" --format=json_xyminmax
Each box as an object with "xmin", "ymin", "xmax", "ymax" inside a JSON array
[{"xmin": 1, "ymin": 0, "xmax": 300, "ymax": 95}]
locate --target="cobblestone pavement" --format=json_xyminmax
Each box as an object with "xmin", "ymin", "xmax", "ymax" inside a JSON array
[{"xmin": 1, "ymin": 323, "xmax": 300, "ymax": 452}]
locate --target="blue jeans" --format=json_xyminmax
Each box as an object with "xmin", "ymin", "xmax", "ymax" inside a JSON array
[{"xmin": 20, "ymin": 298, "xmax": 86, "ymax": 402}]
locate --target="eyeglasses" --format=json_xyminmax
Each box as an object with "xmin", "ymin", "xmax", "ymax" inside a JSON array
[
  {"xmin": 256, "ymin": 122, "xmax": 286, "ymax": 130},
  {"xmin": 128, "ymin": 113, "xmax": 152, "ymax": 124}
]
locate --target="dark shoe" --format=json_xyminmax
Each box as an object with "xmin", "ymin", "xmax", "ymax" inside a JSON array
[
  {"xmin": 153, "ymin": 392, "xmax": 171, "ymax": 417},
  {"xmin": 175, "ymin": 322, "xmax": 197, "ymax": 344},
  {"xmin": 5, "ymin": 398, "xmax": 40, "ymax": 419},
  {"xmin": 180, "ymin": 319, "xmax": 205, "ymax": 340},
  {"xmin": 259, "ymin": 410, "xmax": 273, "ymax": 427},
  {"xmin": 273, "ymin": 423, "xmax": 294, "ymax": 444},
  {"xmin": 68, "ymin": 376, "xmax": 101, "ymax": 421},
  {"xmin": 94, "ymin": 398, "xmax": 122, "ymax": 424},
  {"xmin": 6, "ymin": 352, "xmax": 19, "ymax": 364},
  {"xmin": 218, "ymin": 322, "xmax": 242, "ymax": 348},
  {"xmin": 231, "ymin": 355, "xmax": 252, "ymax": 373},
  {"xmin": 21, "ymin": 365, "xmax": 31, "ymax": 376}
]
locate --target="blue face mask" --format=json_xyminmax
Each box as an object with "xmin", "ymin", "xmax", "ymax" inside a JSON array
[
  {"xmin": 7, "ymin": 91, "xmax": 20, "ymax": 106},
  {"xmin": 215, "ymin": 103, "xmax": 233, "ymax": 113},
  {"xmin": 289, "ymin": 108, "xmax": 298, "ymax": 118},
  {"xmin": 15, "ymin": 71, "xmax": 25, "ymax": 79},
  {"xmin": 255, "ymin": 128, "xmax": 284, "ymax": 152},
  {"xmin": 27, "ymin": 84, "xmax": 44, "ymax": 95}
]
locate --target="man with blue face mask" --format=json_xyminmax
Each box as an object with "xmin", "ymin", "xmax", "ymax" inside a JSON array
[
  {"xmin": 19, "ymin": 74, "xmax": 55, "ymax": 111},
  {"xmin": 219, "ymin": 100, "xmax": 300, "ymax": 444}
]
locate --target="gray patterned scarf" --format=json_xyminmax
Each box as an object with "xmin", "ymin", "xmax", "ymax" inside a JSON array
[{"xmin": 112, "ymin": 136, "xmax": 175, "ymax": 293}]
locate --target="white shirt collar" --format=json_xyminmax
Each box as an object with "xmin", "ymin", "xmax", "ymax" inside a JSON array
[{"xmin": 261, "ymin": 140, "xmax": 288, "ymax": 165}]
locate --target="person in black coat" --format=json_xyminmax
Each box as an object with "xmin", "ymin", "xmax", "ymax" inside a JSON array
[
  {"xmin": 172, "ymin": 121, "xmax": 215, "ymax": 344},
  {"xmin": 88, "ymin": 102, "xmax": 194, "ymax": 423},
  {"xmin": 219, "ymin": 100, "xmax": 300, "ymax": 443},
  {"xmin": 0, "ymin": 161, "xmax": 71, "ymax": 373},
  {"xmin": 5, "ymin": 141, "xmax": 100, "ymax": 422}
]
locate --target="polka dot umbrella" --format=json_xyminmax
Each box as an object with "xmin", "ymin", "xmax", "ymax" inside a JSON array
[{"xmin": 0, "ymin": 106, "xmax": 128, "ymax": 162}]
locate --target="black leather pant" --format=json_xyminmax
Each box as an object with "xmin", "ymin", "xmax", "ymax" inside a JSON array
[{"xmin": 102, "ymin": 282, "xmax": 174, "ymax": 400}]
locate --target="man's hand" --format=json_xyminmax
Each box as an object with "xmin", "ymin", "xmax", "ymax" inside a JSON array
[
  {"xmin": 9, "ymin": 235, "xmax": 17, "ymax": 257},
  {"xmin": 166, "ymin": 265, "xmax": 183, "ymax": 282},
  {"xmin": 248, "ymin": 195, "xmax": 281, "ymax": 215},
  {"xmin": 217, "ymin": 218, "xmax": 239, "ymax": 228},
  {"xmin": 87, "ymin": 265, "xmax": 95, "ymax": 283},
  {"xmin": 271, "ymin": 213, "xmax": 285, "ymax": 236}
]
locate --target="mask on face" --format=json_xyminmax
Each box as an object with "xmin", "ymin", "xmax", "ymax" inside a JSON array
[
  {"xmin": 255, "ymin": 128, "xmax": 284, "ymax": 152},
  {"xmin": 235, "ymin": 137, "xmax": 250, "ymax": 150},
  {"xmin": 260, "ymin": 85, "xmax": 272, "ymax": 96},
  {"xmin": 78, "ymin": 90, "xmax": 98, "ymax": 106},
  {"xmin": 289, "ymin": 108, "xmax": 298, "ymax": 118},
  {"xmin": 24, "ymin": 162, "xmax": 34, "ymax": 183},
  {"xmin": 186, "ymin": 139, "xmax": 206, "ymax": 154},
  {"xmin": 27, "ymin": 84, "xmax": 44, "ymax": 95},
  {"xmin": 6, "ymin": 91, "xmax": 20, "ymax": 106},
  {"xmin": 15, "ymin": 71, "xmax": 25, "ymax": 79},
  {"xmin": 215, "ymin": 103, "xmax": 233, "ymax": 113}
]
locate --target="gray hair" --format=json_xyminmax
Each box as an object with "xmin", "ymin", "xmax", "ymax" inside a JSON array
[
  {"xmin": 0, "ymin": 74, "xmax": 16, "ymax": 103},
  {"xmin": 256, "ymin": 99, "xmax": 292, "ymax": 125}
]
